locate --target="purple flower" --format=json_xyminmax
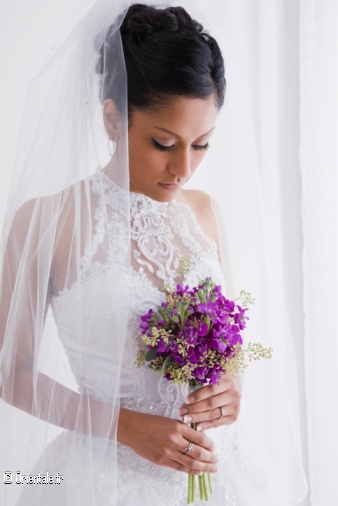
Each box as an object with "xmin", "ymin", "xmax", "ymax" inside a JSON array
[
  {"xmin": 196, "ymin": 302, "xmax": 217, "ymax": 315},
  {"xmin": 233, "ymin": 305, "xmax": 249, "ymax": 330},
  {"xmin": 194, "ymin": 366, "xmax": 209, "ymax": 381},
  {"xmin": 139, "ymin": 278, "xmax": 250, "ymax": 387},
  {"xmin": 209, "ymin": 367, "xmax": 223, "ymax": 384},
  {"xmin": 140, "ymin": 309, "xmax": 155, "ymax": 332}
]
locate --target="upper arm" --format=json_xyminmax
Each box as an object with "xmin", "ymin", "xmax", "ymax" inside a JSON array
[
  {"xmin": 1, "ymin": 199, "xmax": 36, "ymax": 337},
  {"xmin": 0, "ymin": 198, "xmax": 51, "ymax": 375}
]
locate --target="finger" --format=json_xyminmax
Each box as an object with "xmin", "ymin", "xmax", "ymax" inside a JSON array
[
  {"xmin": 166, "ymin": 458, "xmax": 218, "ymax": 475},
  {"xmin": 173, "ymin": 443, "xmax": 219, "ymax": 473},
  {"xmin": 179, "ymin": 441, "xmax": 218, "ymax": 465},
  {"xmin": 182, "ymin": 404, "xmax": 234, "ymax": 427},
  {"xmin": 195, "ymin": 402, "xmax": 241, "ymax": 431},
  {"xmin": 185, "ymin": 378, "xmax": 233, "ymax": 405},
  {"xmin": 154, "ymin": 437, "xmax": 218, "ymax": 474},
  {"xmin": 181, "ymin": 389, "xmax": 240, "ymax": 417},
  {"xmin": 195, "ymin": 411, "xmax": 239, "ymax": 430},
  {"xmin": 152, "ymin": 451, "xmax": 217, "ymax": 475},
  {"xmin": 177, "ymin": 454, "xmax": 219, "ymax": 474},
  {"xmin": 182, "ymin": 425, "xmax": 215, "ymax": 452}
]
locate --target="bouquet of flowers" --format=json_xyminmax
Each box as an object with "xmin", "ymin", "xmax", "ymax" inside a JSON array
[{"xmin": 136, "ymin": 277, "xmax": 272, "ymax": 504}]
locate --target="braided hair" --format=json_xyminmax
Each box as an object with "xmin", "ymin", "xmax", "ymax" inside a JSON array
[{"xmin": 96, "ymin": 3, "xmax": 225, "ymax": 114}]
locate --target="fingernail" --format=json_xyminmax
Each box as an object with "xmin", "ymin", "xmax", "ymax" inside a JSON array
[
  {"xmin": 179, "ymin": 407, "xmax": 188, "ymax": 415},
  {"xmin": 210, "ymin": 465, "xmax": 218, "ymax": 473},
  {"xmin": 183, "ymin": 415, "xmax": 193, "ymax": 423},
  {"xmin": 185, "ymin": 396, "xmax": 194, "ymax": 404},
  {"xmin": 196, "ymin": 425, "xmax": 203, "ymax": 432}
]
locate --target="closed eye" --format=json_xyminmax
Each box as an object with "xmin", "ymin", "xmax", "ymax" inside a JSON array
[
  {"xmin": 152, "ymin": 138, "xmax": 209, "ymax": 152},
  {"xmin": 192, "ymin": 142, "xmax": 209, "ymax": 151},
  {"xmin": 151, "ymin": 138, "xmax": 175, "ymax": 152}
]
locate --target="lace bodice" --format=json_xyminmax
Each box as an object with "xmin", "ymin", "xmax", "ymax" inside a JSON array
[
  {"xmin": 51, "ymin": 170, "xmax": 223, "ymax": 404},
  {"xmin": 76, "ymin": 170, "xmax": 223, "ymax": 290}
]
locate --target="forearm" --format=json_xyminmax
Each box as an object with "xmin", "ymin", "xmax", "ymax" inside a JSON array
[
  {"xmin": 1, "ymin": 365, "xmax": 118, "ymax": 439},
  {"xmin": 117, "ymin": 407, "xmax": 147, "ymax": 446}
]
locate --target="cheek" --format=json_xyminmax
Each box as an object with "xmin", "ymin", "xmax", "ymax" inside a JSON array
[
  {"xmin": 128, "ymin": 134, "xmax": 141, "ymax": 160},
  {"xmin": 129, "ymin": 141, "xmax": 163, "ymax": 181},
  {"xmin": 129, "ymin": 139, "xmax": 148, "ymax": 174}
]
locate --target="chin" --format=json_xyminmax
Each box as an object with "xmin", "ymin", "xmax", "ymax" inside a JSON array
[
  {"xmin": 155, "ymin": 183, "xmax": 184, "ymax": 202},
  {"xmin": 132, "ymin": 184, "xmax": 180, "ymax": 202}
]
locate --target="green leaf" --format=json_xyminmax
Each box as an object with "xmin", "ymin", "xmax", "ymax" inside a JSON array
[
  {"xmin": 162, "ymin": 355, "xmax": 173, "ymax": 375},
  {"xmin": 145, "ymin": 347, "xmax": 158, "ymax": 362},
  {"xmin": 158, "ymin": 307, "xmax": 167, "ymax": 319}
]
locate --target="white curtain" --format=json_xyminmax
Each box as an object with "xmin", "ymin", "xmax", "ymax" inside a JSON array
[
  {"xmin": 239, "ymin": 1, "xmax": 338, "ymax": 504},
  {"xmin": 221, "ymin": 1, "xmax": 338, "ymax": 505},
  {"xmin": 236, "ymin": 1, "xmax": 338, "ymax": 503},
  {"xmin": 1, "ymin": 1, "xmax": 337, "ymax": 504},
  {"xmin": 300, "ymin": 1, "xmax": 338, "ymax": 504}
]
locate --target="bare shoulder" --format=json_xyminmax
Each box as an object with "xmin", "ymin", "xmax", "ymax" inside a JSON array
[
  {"xmin": 7, "ymin": 198, "xmax": 43, "ymax": 252},
  {"xmin": 177, "ymin": 188, "xmax": 212, "ymax": 220},
  {"xmin": 10, "ymin": 198, "xmax": 38, "ymax": 228},
  {"xmin": 176, "ymin": 189, "xmax": 220, "ymax": 250},
  {"xmin": 7, "ymin": 181, "xmax": 79, "ymax": 258},
  {"xmin": 9, "ymin": 190, "xmax": 66, "ymax": 236}
]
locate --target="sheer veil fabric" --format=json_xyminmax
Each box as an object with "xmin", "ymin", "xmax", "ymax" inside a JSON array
[{"xmin": 0, "ymin": 0, "xmax": 307, "ymax": 505}]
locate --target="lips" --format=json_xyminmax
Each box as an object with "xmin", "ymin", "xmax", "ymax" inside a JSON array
[{"xmin": 158, "ymin": 182, "xmax": 181, "ymax": 191}]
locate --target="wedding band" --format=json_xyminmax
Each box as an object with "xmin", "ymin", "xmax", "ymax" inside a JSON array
[
  {"xmin": 184, "ymin": 441, "xmax": 193, "ymax": 454},
  {"xmin": 218, "ymin": 406, "xmax": 225, "ymax": 419}
]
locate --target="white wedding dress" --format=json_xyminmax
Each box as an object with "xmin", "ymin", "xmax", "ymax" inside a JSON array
[{"xmin": 16, "ymin": 170, "xmax": 267, "ymax": 506}]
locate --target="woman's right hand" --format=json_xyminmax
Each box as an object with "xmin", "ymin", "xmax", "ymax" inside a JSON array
[{"xmin": 117, "ymin": 408, "xmax": 218, "ymax": 475}]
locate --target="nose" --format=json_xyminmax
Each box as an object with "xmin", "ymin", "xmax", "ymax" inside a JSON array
[{"xmin": 168, "ymin": 147, "xmax": 192, "ymax": 181}]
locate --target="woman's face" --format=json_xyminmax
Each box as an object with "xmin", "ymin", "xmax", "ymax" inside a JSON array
[{"xmin": 128, "ymin": 96, "xmax": 218, "ymax": 202}]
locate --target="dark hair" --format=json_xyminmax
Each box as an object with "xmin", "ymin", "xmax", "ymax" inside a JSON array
[{"xmin": 96, "ymin": 4, "xmax": 225, "ymax": 114}]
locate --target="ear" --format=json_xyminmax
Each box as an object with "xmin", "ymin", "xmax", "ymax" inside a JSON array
[{"xmin": 103, "ymin": 99, "xmax": 123, "ymax": 141}]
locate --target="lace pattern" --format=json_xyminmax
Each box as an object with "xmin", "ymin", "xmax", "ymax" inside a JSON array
[{"xmin": 86, "ymin": 169, "xmax": 221, "ymax": 288}]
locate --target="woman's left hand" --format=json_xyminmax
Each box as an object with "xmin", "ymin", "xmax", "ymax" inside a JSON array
[{"xmin": 179, "ymin": 376, "xmax": 242, "ymax": 431}]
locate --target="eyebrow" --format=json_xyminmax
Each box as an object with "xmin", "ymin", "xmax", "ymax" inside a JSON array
[{"xmin": 152, "ymin": 126, "xmax": 216, "ymax": 139}]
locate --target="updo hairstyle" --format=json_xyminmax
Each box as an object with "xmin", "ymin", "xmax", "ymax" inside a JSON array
[{"xmin": 96, "ymin": 3, "xmax": 225, "ymax": 115}]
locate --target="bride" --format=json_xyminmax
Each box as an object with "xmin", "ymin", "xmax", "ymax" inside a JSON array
[{"xmin": 0, "ymin": 1, "xmax": 307, "ymax": 505}]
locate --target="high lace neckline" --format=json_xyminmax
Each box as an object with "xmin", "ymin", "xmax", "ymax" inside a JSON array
[
  {"xmin": 130, "ymin": 190, "xmax": 176, "ymax": 206},
  {"xmin": 99, "ymin": 166, "xmax": 177, "ymax": 207},
  {"xmin": 52, "ymin": 166, "xmax": 221, "ymax": 298}
]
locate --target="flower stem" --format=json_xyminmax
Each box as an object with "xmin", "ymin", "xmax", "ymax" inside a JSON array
[
  {"xmin": 188, "ymin": 474, "xmax": 195, "ymax": 504},
  {"xmin": 198, "ymin": 475, "xmax": 204, "ymax": 500},
  {"xmin": 203, "ymin": 472, "xmax": 209, "ymax": 501},
  {"xmin": 186, "ymin": 418, "xmax": 213, "ymax": 503},
  {"xmin": 208, "ymin": 472, "xmax": 213, "ymax": 495}
]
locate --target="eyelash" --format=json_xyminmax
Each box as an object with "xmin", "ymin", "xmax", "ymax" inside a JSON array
[{"xmin": 151, "ymin": 138, "xmax": 209, "ymax": 152}]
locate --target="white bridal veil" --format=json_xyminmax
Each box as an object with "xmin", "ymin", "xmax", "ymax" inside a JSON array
[{"xmin": 0, "ymin": 0, "xmax": 307, "ymax": 504}]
